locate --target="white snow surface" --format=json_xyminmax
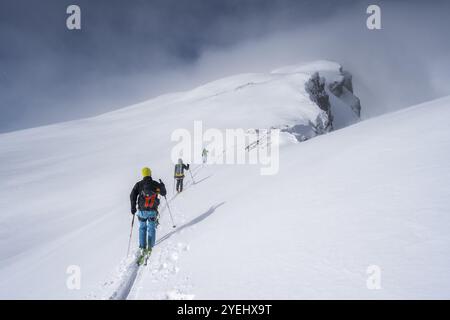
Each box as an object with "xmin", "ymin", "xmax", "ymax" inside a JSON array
[{"xmin": 0, "ymin": 61, "xmax": 449, "ymax": 299}]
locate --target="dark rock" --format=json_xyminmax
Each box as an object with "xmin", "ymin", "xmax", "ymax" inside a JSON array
[
  {"xmin": 305, "ymin": 72, "xmax": 333, "ymax": 130},
  {"xmin": 329, "ymin": 67, "xmax": 361, "ymax": 117}
]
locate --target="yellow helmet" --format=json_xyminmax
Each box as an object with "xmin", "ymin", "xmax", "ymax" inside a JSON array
[{"xmin": 142, "ymin": 167, "xmax": 152, "ymax": 177}]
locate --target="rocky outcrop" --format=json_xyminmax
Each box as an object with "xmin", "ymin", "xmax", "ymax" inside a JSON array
[
  {"xmin": 282, "ymin": 114, "xmax": 330, "ymax": 142},
  {"xmin": 282, "ymin": 72, "xmax": 334, "ymax": 142},
  {"xmin": 281, "ymin": 66, "xmax": 361, "ymax": 142},
  {"xmin": 329, "ymin": 67, "xmax": 361, "ymax": 117},
  {"xmin": 305, "ymin": 72, "xmax": 334, "ymax": 130}
]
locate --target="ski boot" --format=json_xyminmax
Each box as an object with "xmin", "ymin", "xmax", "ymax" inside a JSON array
[{"xmin": 137, "ymin": 248, "xmax": 146, "ymax": 266}]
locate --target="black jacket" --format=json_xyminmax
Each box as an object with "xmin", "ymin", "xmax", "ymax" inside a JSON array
[
  {"xmin": 174, "ymin": 163, "xmax": 189, "ymax": 178},
  {"xmin": 130, "ymin": 176, "xmax": 167, "ymax": 213}
]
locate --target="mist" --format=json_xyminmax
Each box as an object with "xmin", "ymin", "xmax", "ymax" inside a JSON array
[
  {"xmin": 190, "ymin": 0, "xmax": 450, "ymax": 119},
  {"xmin": 1, "ymin": 0, "xmax": 449, "ymax": 133}
]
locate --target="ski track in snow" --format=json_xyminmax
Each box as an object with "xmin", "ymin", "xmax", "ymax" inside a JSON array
[
  {"xmin": 108, "ymin": 165, "xmax": 204, "ymax": 300},
  {"xmin": 108, "ymin": 252, "xmax": 140, "ymax": 300}
]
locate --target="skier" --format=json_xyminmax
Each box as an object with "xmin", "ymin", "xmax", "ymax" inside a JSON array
[
  {"xmin": 174, "ymin": 158, "xmax": 189, "ymax": 193},
  {"xmin": 202, "ymin": 148, "xmax": 209, "ymax": 164},
  {"xmin": 130, "ymin": 167, "xmax": 167, "ymax": 264}
]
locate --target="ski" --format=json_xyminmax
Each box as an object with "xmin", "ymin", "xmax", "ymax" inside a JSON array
[
  {"xmin": 136, "ymin": 252, "xmax": 145, "ymax": 266},
  {"xmin": 144, "ymin": 248, "xmax": 152, "ymax": 266},
  {"xmin": 136, "ymin": 248, "xmax": 152, "ymax": 266}
]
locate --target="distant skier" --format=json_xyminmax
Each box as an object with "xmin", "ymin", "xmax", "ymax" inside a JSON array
[
  {"xmin": 174, "ymin": 158, "xmax": 189, "ymax": 193},
  {"xmin": 130, "ymin": 167, "xmax": 166, "ymax": 264},
  {"xmin": 202, "ymin": 148, "xmax": 209, "ymax": 164}
]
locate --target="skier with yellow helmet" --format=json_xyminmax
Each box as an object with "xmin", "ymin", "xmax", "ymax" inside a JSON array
[{"xmin": 130, "ymin": 167, "xmax": 166, "ymax": 265}]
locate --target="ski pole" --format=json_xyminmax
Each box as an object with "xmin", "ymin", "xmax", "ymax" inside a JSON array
[
  {"xmin": 163, "ymin": 195, "xmax": 176, "ymax": 228},
  {"xmin": 173, "ymin": 178, "xmax": 176, "ymax": 194},
  {"xmin": 189, "ymin": 169, "xmax": 196, "ymax": 184},
  {"xmin": 126, "ymin": 214, "xmax": 135, "ymax": 256}
]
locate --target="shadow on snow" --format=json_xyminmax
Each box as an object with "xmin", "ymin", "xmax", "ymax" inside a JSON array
[{"xmin": 156, "ymin": 201, "xmax": 225, "ymax": 246}]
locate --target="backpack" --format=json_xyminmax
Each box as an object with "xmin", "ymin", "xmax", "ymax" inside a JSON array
[
  {"xmin": 138, "ymin": 181, "xmax": 159, "ymax": 210},
  {"xmin": 174, "ymin": 164, "xmax": 184, "ymax": 177}
]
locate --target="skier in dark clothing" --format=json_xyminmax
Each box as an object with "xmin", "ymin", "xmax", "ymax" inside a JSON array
[
  {"xmin": 130, "ymin": 167, "xmax": 167, "ymax": 264},
  {"xmin": 202, "ymin": 148, "xmax": 209, "ymax": 164},
  {"xmin": 174, "ymin": 158, "xmax": 189, "ymax": 193}
]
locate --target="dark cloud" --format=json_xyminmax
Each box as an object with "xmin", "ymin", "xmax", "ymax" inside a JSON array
[{"xmin": 0, "ymin": 0, "xmax": 449, "ymax": 132}]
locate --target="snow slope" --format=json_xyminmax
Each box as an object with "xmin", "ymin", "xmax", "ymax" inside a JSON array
[
  {"xmin": 0, "ymin": 61, "xmax": 449, "ymax": 299},
  {"xmin": 128, "ymin": 96, "xmax": 450, "ymax": 299}
]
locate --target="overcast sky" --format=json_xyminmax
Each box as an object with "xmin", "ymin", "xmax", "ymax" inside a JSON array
[{"xmin": 1, "ymin": 0, "xmax": 449, "ymax": 133}]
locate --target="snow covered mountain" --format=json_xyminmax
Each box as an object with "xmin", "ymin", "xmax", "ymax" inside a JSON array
[{"xmin": 0, "ymin": 61, "xmax": 449, "ymax": 299}]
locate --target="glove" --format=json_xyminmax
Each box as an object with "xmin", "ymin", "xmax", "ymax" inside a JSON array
[{"xmin": 131, "ymin": 207, "xmax": 137, "ymax": 215}]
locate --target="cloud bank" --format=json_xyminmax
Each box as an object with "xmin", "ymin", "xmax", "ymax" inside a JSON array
[{"xmin": 0, "ymin": 0, "xmax": 449, "ymax": 132}]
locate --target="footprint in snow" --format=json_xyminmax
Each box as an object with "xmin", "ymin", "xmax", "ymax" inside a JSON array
[{"xmin": 166, "ymin": 289, "xmax": 195, "ymax": 300}]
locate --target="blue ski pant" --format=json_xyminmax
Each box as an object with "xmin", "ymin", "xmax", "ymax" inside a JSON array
[{"xmin": 137, "ymin": 210, "xmax": 157, "ymax": 249}]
